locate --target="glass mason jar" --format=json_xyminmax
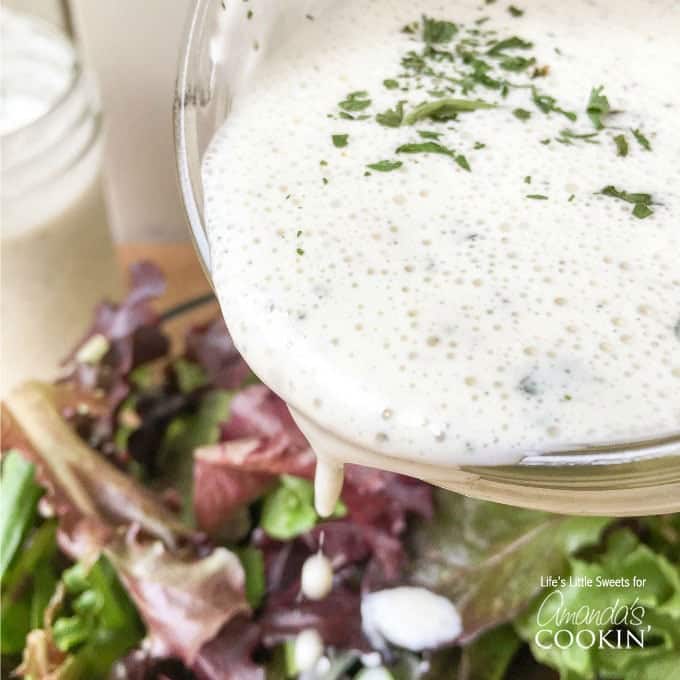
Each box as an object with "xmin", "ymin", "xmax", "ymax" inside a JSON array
[
  {"xmin": 1, "ymin": 7, "xmax": 120, "ymax": 395},
  {"xmin": 174, "ymin": 0, "xmax": 680, "ymax": 516}
]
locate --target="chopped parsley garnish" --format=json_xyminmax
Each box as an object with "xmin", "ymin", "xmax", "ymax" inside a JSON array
[
  {"xmin": 338, "ymin": 111, "xmax": 370, "ymax": 121},
  {"xmin": 339, "ymin": 91, "xmax": 372, "ymax": 112},
  {"xmin": 397, "ymin": 141, "xmax": 455, "ymax": 156},
  {"xmin": 367, "ymin": 160, "xmax": 403, "ymax": 172},
  {"xmin": 418, "ymin": 130, "xmax": 443, "ymax": 139},
  {"xmin": 422, "ymin": 16, "xmax": 458, "ymax": 43},
  {"xmin": 325, "ymin": 13, "xmax": 658, "ymax": 202},
  {"xmin": 632, "ymin": 203, "xmax": 653, "ymax": 219},
  {"xmin": 396, "ymin": 141, "xmax": 471, "ymax": 171},
  {"xmin": 632, "ymin": 128, "xmax": 652, "ymax": 151},
  {"xmin": 500, "ymin": 55, "xmax": 535, "ymax": 71},
  {"xmin": 296, "ymin": 248, "xmax": 305, "ymax": 256},
  {"xmin": 586, "ymin": 86, "xmax": 611, "ymax": 129},
  {"xmin": 531, "ymin": 87, "xmax": 577, "ymax": 121},
  {"xmin": 376, "ymin": 101, "xmax": 406, "ymax": 127},
  {"xmin": 614, "ymin": 134, "xmax": 629, "ymax": 157},
  {"xmin": 486, "ymin": 36, "xmax": 533, "ymax": 56},
  {"xmin": 456, "ymin": 154, "xmax": 471, "ymax": 171},
  {"xmin": 401, "ymin": 51, "xmax": 429, "ymax": 73},
  {"xmin": 568, "ymin": 193, "xmax": 575, "ymax": 202},
  {"xmin": 404, "ymin": 98, "xmax": 495, "ymax": 124},
  {"xmin": 599, "ymin": 185, "xmax": 654, "ymax": 219},
  {"xmin": 556, "ymin": 129, "xmax": 599, "ymax": 145}
]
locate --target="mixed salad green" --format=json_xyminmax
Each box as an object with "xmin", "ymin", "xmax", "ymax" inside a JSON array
[{"xmin": 2, "ymin": 263, "xmax": 679, "ymax": 679}]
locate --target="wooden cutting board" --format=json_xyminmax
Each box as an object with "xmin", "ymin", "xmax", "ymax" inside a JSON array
[{"xmin": 118, "ymin": 244, "xmax": 218, "ymax": 350}]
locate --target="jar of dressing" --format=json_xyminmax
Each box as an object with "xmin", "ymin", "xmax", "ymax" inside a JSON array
[{"xmin": 1, "ymin": 7, "xmax": 120, "ymax": 395}]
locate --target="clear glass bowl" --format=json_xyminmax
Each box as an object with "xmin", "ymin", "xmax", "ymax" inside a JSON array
[{"xmin": 174, "ymin": 0, "xmax": 680, "ymax": 516}]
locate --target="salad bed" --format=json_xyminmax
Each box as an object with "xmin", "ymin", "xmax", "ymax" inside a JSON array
[{"xmin": 2, "ymin": 262, "xmax": 679, "ymax": 680}]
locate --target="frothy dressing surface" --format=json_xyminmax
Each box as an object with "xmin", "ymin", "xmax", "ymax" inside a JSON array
[{"xmin": 203, "ymin": 0, "xmax": 680, "ymax": 466}]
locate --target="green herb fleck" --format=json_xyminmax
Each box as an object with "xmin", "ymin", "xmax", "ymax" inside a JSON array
[
  {"xmin": 614, "ymin": 133, "xmax": 629, "ymax": 157},
  {"xmin": 487, "ymin": 36, "xmax": 533, "ymax": 56},
  {"xmin": 332, "ymin": 134, "xmax": 349, "ymax": 148},
  {"xmin": 556, "ymin": 129, "xmax": 600, "ymax": 145},
  {"xmin": 376, "ymin": 101, "xmax": 406, "ymax": 127},
  {"xmin": 405, "ymin": 98, "xmax": 495, "ymax": 124},
  {"xmin": 397, "ymin": 141, "xmax": 454, "ymax": 156},
  {"xmin": 296, "ymin": 247, "xmax": 305, "ymax": 256},
  {"xmin": 474, "ymin": 141, "xmax": 486, "ymax": 150},
  {"xmin": 422, "ymin": 16, "xmax": 458, "ymax": 43},
  {"xmin": 383, "ymin": 79, "xmax": 400, "ymax": 90},
  {"xmin": 455, "ymin": 154, "xmax": 471, "ymax": 172},
  {"xmin": 524, "ymin": 175, "xmax": 532, "ymax": 184},
  {"xmin": 418, "ymin": 130, "xmax": 443, "ymax": 140},
  {"xmin": 401, "ymin": 51, "xmax": 429, "ymax": 73},
  {"xmin": 339, "ymin": 90, "xmax": 371, "ymax": 112},
  {"xmin": 508, "ymin": 5, "xmax": 524, "ymax": 17},
  {"xmin": 396, "ymin": 141, "xmax": 470, "ymax": 171},
  {"xmin": 366, "ymin": 160, "xmax": 403, "ymax": 172},
  {"xmin": 532, "ymin": 87, "xmax": 577, "ymax": 121},
  {"xmin": 632, "ymin": 203, "xmax": 653, "ymax": 219},
  {"xmin": 526, "ymin": 194, "xmax": 548, "ymax": 200},
  {"xmin": 513, "ymin": 108, "xmax": 531, "ymax": 121},
  {"xmin": 500, "ymin": 55, "xmax": 535, "ymax": 71},
  {"xmin": 587, "ymin": 85, "xmax": 611, "ymax": 129},
  {"xmin": 599, "ymin": 185, "xmax": 654, "ymax": 219},
  {"xmin": 632, "ymin": 128, "xmax": 652, "ymax": 151},
  {"xmin": 568, "ymin": 193, "xmax": 575, "ymax": 202}
]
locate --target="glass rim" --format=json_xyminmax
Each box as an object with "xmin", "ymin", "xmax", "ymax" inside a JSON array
[{"xmin": 0, "ymin": 10, "xmax": 82, "ymax": 146}]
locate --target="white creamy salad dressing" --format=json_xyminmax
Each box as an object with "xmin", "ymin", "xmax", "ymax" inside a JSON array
[{"xmin": 202, "ymin": 0, "xmax": 680, "ymax": 514}]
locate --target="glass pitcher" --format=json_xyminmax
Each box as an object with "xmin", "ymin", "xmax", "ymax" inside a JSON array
[{"xmin": 174, "ymin": 0, "xmax": 680, "ymax": 516}]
